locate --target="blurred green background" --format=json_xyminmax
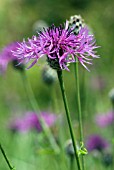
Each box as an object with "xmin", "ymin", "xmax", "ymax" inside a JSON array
[{"xmin": 0, "ymin": 0, "xmax": 114, "ymax": 169}]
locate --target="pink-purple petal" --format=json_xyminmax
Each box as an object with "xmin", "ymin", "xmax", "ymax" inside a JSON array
[{"xmin": 12, "ymin": 21, "xmax": 99, "ymax": 71}]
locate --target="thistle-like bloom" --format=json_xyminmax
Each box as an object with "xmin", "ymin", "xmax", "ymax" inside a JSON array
[
  {"xmin": 0, "ymin": 42, "xmax": 24, "ymax": 74},
  {"xmin": 95, "ymin": 111, "xmax": 114, "ymax": 127},
  {"xmin": 12, "ymin": 21, "xmax": 99, "ymax": 71},
  {"xmin": 8, "ymin": 111, "xmax": 57, "ymax": 133},
  {"xmin": 86, "ymin": 135, "xmax": 109, "ymax": 152}
]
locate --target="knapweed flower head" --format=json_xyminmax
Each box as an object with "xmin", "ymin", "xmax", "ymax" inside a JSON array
[
  {"xmin": 12, "ymin": 21, "xmax": 99, "ymax": 71},
  {"xmin": 86, "ymin": 134, "xmax": 109, "ymax": 152},
  {"xmin": 8, "ymin": 111, "xmax": 57, "ymax": 133},
  {"xmin": 0, "ymin": 42, "xmax": 24, "ymax": 74},
  {"xmin": 95, "ymin": 111, "xmax": 114, "ymax": 127}
]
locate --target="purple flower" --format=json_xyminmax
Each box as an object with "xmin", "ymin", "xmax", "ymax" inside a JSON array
[
  {"xmin": 95, "ymin": 111, "xmax": 114, "ymax": 127},
  {"xmin": 9, "ymin": 111, "xmax": 57, "ymax": 133},
  {"xmin": 90, "ymin": 75, "xmax": 106, "ymax": 91},
  {"xmin": 12, "ymin": 21, "xmax": 99, "ymax": 71},
  {"xmin": 0, "ymin": 42, "xmax": 24, "ymax": 74},
  {"xmin": 86, "ymin": 135, "xmax": 109, "ymax": 152}
]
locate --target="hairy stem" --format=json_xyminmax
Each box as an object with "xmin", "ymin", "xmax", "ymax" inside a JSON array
[
  {"xmin": 74, "ymin": 61, "xmax": 85, "ymax": 170},
  {"xmin": 57, "ymin": 70, "xmax": 81, "ymax": 170}
]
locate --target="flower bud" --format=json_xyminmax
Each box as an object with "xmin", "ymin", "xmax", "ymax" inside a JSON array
[
  {"xmin": 102, "ymin": 153, "xmax": 113, "ymax": 167},
  {"xmin": 42, "ymin": 65, "xmax": 57, "ymax": 85},
  {"xmin": 65, "ymin": 139, "xmax": 75, "ymax": 158},
  {"xmin": 68, "ymin": 15, "xmax": 85, "ymax": 35},
  {"xmin": 109, "ymin": 88, "xmax": 114, "ymax": 106}
]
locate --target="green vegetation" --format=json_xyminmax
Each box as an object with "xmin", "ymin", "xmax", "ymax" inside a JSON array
[{"xmin": 0, "ymin": 0, "xmax": 114, "ymax": 169}]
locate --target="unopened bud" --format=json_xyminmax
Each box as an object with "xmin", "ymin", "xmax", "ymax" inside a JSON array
[
  {"xmin": 42, "ymin": 65, "xmax": 57, "ymax": 85},
  {"xmin": 65, "ymin": 139, "xmax": 75, "ymax": 158},
  {"xmin": 68, "ymin": 15, "xmax": 85, "ymax": 35},
  {"xmin": 109, "ymin": 88, "xmax": 114, "ymax": 105},
  {"xmin": 102, "ymin": 153, "xmax": 113, "ymax": 167}
]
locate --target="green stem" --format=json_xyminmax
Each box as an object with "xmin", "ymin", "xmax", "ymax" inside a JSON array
[
  {"xmin": 74, "ymin": 61, "xmax": 85, "ymax": 170},
  {"xmin": 21, "ymin": 71, "xmax": 40, "ymax": 113},
  {"xmin": 21, "ymin": 71, "xmax": 60, "ymax": 154},
  {"xmin": 111, "ymin": 103, "xmax": 114, "ymax": 169},
  {"xmin": 70, "ymin": 157, "xmax": 74, "ymax": 170},
  {"xmin": 57, "ymin": 70, "xmax": 81, "ymax": 170},
  {"xmin": 0, "ymin": 144, "xmax": 15, "ymax": 170}
]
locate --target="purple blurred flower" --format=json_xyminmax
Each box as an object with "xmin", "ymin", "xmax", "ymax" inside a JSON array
[
  {"xmin": 12, "ymin": 21, "xmax": 99, "ymax": 71},
  {"xmin": 0, "ymin": 42, "xmax": 23, "ymax": 74},
  {"xmin": 90, "ymin": 75, "xmax": 106, "ymax": 91},
  {"xmin": 95, "ymin": 111, "xmax": 114, "ymax": 127},
  {"xmin": 9, "ymin": 111, "xmax": 57, "ymax": 133},
  {"xmin": 86, "ymin": 135, "xmax": 109, "ymax": 152}
]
